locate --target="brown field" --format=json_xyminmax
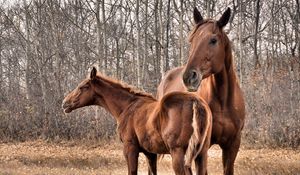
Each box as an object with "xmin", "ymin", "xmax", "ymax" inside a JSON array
[{"xmin": 0, "ymin": 140, "xmax": 299, "ymax": 175}]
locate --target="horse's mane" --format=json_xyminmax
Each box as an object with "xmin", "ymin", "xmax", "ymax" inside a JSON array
[{"xmin": 95, "ymin": 73, "xmax": 155, "ymax": 100}]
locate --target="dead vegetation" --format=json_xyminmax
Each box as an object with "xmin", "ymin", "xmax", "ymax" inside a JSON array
[{"xmin": 0, "ymin": 140, "xmax": 299, "ymax": 175}]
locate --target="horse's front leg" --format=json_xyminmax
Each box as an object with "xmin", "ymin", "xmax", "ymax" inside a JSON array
[
  {"xmin": 170, "ymin": 148, "xmax": 192, "ymax": 175},
  {"xmin": 144, "ymin": 152, "xmax": 157, "ymax": 175},
  {"xmin": 221, "ymin": 134, "xmax": 241, "ymax": 175},
  {"xmin": 123, "ymin": 143, "xmax": 139, "ymax": 175}
]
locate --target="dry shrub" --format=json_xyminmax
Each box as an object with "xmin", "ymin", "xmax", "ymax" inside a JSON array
[
  {"xmin": 242, "ymin": 58, "xmax": 300, "ymax": 148},
  {"xmin": 0, "ymin": 57, "xmax": 299, "ymax": 148}
]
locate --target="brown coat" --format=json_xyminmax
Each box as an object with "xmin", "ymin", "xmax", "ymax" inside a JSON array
[
  {"xmin": 157, "ymin": 8, "xmax": 245, "ymax": 175},
  {"xmin": 63, "ymin": 67, "xmax": 212, "ymax": 175}
]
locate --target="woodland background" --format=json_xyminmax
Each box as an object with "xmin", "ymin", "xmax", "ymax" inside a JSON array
[{"xmin": 0, "ymin": 0, "xmax": 299, "ymax": 147}]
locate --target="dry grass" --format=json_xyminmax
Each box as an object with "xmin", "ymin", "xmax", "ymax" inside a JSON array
[{"xmin": 0, "ymin": 140, "xmax": 299, "ymax": 175}]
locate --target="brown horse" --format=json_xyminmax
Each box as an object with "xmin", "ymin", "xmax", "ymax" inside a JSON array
[
  {"xmin": 62, "ymin": 67, "xmax": 212, "ymax": 175},
  {"xmin": 157, "ymin": 8, "xmax": 245, "ymax": 175}
]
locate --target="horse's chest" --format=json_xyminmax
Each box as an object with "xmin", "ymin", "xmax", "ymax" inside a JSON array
[{"xmin": 211, "ymin": 111, "xmax": 240, "ymax": 144}]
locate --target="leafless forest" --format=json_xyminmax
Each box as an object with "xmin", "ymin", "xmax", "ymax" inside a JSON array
[{"xmin": 0, "ymin": 0, "xmax": 299, "ymax": 148}]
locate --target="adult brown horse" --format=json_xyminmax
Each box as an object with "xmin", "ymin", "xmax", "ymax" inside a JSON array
[
  {"xmin": 62, "ymin": 67, "xmax": 212, "ymax": 175},
  {"xmin": 157, "ymin": 8, "xmax": 245, "ymax": 175}
]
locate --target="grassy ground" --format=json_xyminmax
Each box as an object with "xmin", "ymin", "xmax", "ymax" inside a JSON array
[{"xmin": 0, "ymin": 140, "xmax": 299, "ymax": 175}]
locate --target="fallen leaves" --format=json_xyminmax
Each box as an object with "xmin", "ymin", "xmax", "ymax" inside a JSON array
[{"xmin": 0, "ymin": 141, "xmax": 299, "ymax": 175}]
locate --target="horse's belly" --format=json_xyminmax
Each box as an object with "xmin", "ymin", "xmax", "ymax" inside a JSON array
[
  {"xmin": 143, "ymin": 142, "xmax": 169, "ymax": 154},
  {"xmin": 139, "ymin": 133, "xmax": 169, "ymax": 154}
]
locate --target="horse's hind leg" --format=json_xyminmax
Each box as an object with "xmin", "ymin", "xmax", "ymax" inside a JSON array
[
  {"xmin": 170, "ymin": 148, "xmax": 192, "ymax": 175},
  {"xmin": 144, "ymin": 152, "xmax": 157, "ymax": 175},
  {"xmin": 195, "ymin": 152, "xmax": 208, "ymax": 175},
  {"xmin": 221, "ymin": 134, "xmax": 241, "ymax": 175}
]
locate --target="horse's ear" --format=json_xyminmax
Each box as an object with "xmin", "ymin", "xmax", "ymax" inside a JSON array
[
  {"xmin": 90, "ymin": 67, "xmax": 97, "ymax": 80},
  {"xmin": 193, "ymin": 7, "xmax": 203, "ymax": 24},
  {"xmin": 217, "ymin": 7, "xmax": 231, "ymax": 28}
]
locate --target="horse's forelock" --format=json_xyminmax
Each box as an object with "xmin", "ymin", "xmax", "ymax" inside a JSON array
[{"xmin": 188, "ymin": 20, "xmax": 219, "ymax": 42}]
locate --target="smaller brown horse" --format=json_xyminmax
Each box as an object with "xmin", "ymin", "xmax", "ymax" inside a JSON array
[{"xmin": 62, "ymin": 67, "xmax": 212, "ymax": 175}]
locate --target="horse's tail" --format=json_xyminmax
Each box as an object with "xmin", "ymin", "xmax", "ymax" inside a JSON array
[{"xmin": 185, "ymin": 99, "xmax": 212, "ymax": 167}]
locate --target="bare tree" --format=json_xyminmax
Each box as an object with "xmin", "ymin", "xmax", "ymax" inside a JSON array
[{"xmin": 0, "ymin": 0, "xmax": 299, "ymax": 147}]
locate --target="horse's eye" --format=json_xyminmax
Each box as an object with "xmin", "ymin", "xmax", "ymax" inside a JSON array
[
  {"xmin": 80, "ymin": 85, "xmax": 89, "ymax": 90},
  {"xmin": 209, "ymin": 38, "xmax": 217, "ymax": 45}
]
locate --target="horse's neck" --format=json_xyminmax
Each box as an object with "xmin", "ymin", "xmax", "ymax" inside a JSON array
[
  {"xmin": 94, "ymin": 82, "xmax": 136, "ymax": 120},
  {"xmin": 210, "ymin": 65, "xmax": 236, "ymax": 108}
]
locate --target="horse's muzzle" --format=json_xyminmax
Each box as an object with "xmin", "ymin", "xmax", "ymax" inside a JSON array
[
  {"xmin": 62, "ymin": 101, "xmax": 72, "ymax": 113},
  {"xmin": 183, "ymin": 69, "xmax": 201, "ymax": 92}
]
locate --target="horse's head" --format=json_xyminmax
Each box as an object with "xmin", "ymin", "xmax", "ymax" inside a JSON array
[
  {"xmin": 183, "ymin": 7, "xmax": 231, "ymax": 91},
  {"xmin": 62, "ymin": 67, "xmax": 99, "ymax": 113}
]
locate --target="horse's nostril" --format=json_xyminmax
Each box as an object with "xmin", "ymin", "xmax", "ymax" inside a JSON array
[
  {"xmin": 62, "ymin": 102, "xmax": 69, "ymax": 109},
  {"xmin": 183, "ymin": 70, "xmax": 199, "ymax": 86},
  {"xmin": 191, "ymin": 71, "xmax": 198, "ymax": 80}
]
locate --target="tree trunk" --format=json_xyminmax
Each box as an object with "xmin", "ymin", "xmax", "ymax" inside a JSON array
[
  {"xmin": 135, "ymin": 0, "xmax": 141, "ymax": 88},
  {"xmin": 154, "ymin": 0, "xmax": 161, "ymax": 83},
  {"xmin": 165, "ymin": 0, "xmax": 171, "ymax": 71},
  {"xmin": 238, "ymin": 0, "xmax": 244, "ymax": 84},
  {"xmin": 271, "ymin": 0, "xmax": 275, "ymax": 59},
  {"xmin": 116, "ymin": 38, "xmax": 120, "ymax": 79},
  {"xmin": 172, "ymin": 0, "xmax": 184, "ymax": 66},
  {"xmin": 295, "ymin": 0, "xmax": 300, "ymax": 58},
  {"xmin": 159, "ymin": 0, "xmax": 165, "ymax": 78},
  {"xmin": 0, "ymin": 46, "xmax": 2, "ymax": 87},
  {"xmin": 141, "ymin": 0, "xmax": 148, "ymax": 84},
  {"xmin": 101, "ymin": 0, "xmax": 107, "ymax": 73},
  {"xmin": 296, "ymin": 0, "xmax": 300, "ymax": 100},
  {"xmin": 49, "ymin": 0, "xmax": 63, "ymax": 101},
  {"xmin": 35, "ymin": 0, "xmax": 47, "ymax": 117},
  {"xmin": 253, "ymin": 0, "xmax": 261, "ymax": 67},
  {"xmin": 179, "ymin": 0, "xmax": 184, "ymax": 66},
  {"xmin": 206, "ymin": 0, "xmax": 214, "ymax": 18},
  {"xmin": 23, "ymin": 0, "xmax": 34, "ymax": 102},
  {"xmin": 73, "ymin": 0, "xmax": 82, "ymax": 76},
  {"xmin": 96, "ymin": 0, "xmax": 102, "ymax": 69}
]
